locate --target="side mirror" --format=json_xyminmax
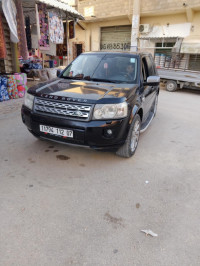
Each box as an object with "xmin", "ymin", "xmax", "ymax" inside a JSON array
[
  {"xmin": 57, "ymin": 69, "xmax": 62, "ymax": 77},
  {"xmin": 144, "ymin": 76, "xmax": 160, "ymax": 86}
]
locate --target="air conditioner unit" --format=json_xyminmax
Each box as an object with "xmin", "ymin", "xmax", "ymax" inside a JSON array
[{"xmin": 139, "ymin": 24, "xmax": 150, "ymax": 33}]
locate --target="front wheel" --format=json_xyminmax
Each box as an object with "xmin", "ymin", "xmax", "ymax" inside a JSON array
[{"xmin": 116, "ymin": 114, "xmax": 141, "ymax": 158}]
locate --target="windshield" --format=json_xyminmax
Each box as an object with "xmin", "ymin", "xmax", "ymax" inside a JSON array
[{"xmin": 61, "ymin": 54, "xmax": 138, "ymax": 84}]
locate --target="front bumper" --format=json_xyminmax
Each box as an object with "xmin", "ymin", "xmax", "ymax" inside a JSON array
[{"xmin": 21, "ymin": 105, "xmax": 130, "ymax": 150}]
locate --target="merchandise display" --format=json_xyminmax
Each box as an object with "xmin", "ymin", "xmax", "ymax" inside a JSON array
[
  {"xmin": 0, "ymin": 76, "xmax": 9, "ymax": 102},
  {"xmin": 37, "ymin": 3, "xmax": 50, "ymax": 50},
  {"xmin": 0, "ymin": 73, "xmax": 28, "ymax": 102},
  {"xmin": 49, "ymin": 12, "xmax": 64, "ymax": 44},
  {"xmin": 7, "ymin": 75, "xmax": 18, "ymax": 99}
]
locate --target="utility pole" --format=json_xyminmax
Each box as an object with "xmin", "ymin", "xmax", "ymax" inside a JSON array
[{"xmin": 130, "ymin": 0, "xmax": 140, "ymax": 52}]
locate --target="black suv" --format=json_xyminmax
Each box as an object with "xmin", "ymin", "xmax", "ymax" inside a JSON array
[{"xmin": 21, "ymin": 52, "xmax": 160, "ymax": 158}]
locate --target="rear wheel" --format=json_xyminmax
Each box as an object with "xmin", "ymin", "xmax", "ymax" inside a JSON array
[
  {"xmin": 116, "ymin": 114, "xmax": 141, "ymax": 158},
  {"xmin": 166, "ymin": 80, "xmax": 177, "ymax": 92}
]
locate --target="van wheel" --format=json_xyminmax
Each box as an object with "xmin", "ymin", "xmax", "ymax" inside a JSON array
[
  {"xmin": 116, "ymin": 114, "xmax": 141, "ymax": 158},
  {"xmin": 166, "ymin": 80, "xmax": 177, "ymax": 92}
]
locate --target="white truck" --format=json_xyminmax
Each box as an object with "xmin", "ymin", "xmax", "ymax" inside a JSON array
[{"xmin": 157, "ymin": 67, "xmax": 200, "ymax": 92}]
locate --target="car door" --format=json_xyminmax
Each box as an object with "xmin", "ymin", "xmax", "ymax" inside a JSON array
[
  {"xmin": 146, "ymin": 55, "xmax": 158, "ymax": 106},
  {"xmin": 140, "ymin": 56, "xmax": 154, "ymax": 121}
]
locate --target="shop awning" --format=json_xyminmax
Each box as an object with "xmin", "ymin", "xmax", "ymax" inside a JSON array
[
  {"xmin": 22, "ymin": 0, "xmax": 84, "ymax": 20},
  {"xmin": 38, "ymin": 0, "xmax": 84, "ymax": 20},
  {"xmin": 139, "ymin": 23, "xmax": 191, "ymax": 40},
  {"xmin": 180, "ymin": 38, "xmax": 200, "ymax": 54}
]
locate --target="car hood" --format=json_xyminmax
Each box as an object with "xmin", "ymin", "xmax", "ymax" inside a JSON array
[{"xmin": 28, "ymin": 78, "xmax": 138, "ymax": 104}]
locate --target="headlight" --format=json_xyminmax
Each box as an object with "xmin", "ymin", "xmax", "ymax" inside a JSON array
[
  {"xmin": 24, "ymin": 93, "xmax": 34, "ymax": 110},
  {"xmin": 93, "ymin": 102, "xmax": 128, "ymax": 120}
]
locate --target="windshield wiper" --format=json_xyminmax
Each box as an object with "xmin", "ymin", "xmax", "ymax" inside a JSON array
[
  {"xmin": 90, "ymin": 78, "xmax": 117, "ymax": 83},
  {"xmin": 61, "ymin": 76, "xmax": 118, "ymax": 83},
  {"xmin": 61, "ymin": 76, "xmax": 74, "ymax": 79}
]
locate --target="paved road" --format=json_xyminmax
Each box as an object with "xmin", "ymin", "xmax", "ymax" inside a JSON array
[{"xmin": 0, "ymin": 89, "xmax": 200, "ymax": 266}]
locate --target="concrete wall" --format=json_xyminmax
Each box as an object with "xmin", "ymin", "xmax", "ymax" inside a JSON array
[
  {"xmin": 78, "ymin": 0, "xmax": 200, "ymax": 19},
  {"xmin": 141, "ymin": 0, "xmax": 200, "ymax": 15},
  {"xmin": 69, "ymin": 1, "xmax": 200, "ymax": 60},
  {"xmin": 69, "ymin": 17, "xmax": 131, "ymax": 58},
  {"xmin": 78, "ymin": 0, "xmax": 132, "ymax": 19},
  {"xmin": 191, "ymin": 11, "xmax": 200, "ymax": 38}
]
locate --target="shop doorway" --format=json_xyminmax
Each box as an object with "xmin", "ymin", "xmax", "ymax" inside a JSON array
[
  {"xmin": 72, "ymin": 42, "xmax": 85, "ymax": 60},
  {"xmin": 76, "ymin": 44, "xmax": 82, "ymax": 57}
]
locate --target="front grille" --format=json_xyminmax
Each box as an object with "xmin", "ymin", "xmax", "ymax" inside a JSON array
[{"xmin": 34, "ymin": 98, "xmax": 92, "ymax": 120}]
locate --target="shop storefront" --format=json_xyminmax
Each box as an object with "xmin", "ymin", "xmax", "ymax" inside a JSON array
[
  {"xmin": 138, "ymin": 22, "xmax": 200, "ymax": 72},
  {"xmin": 0, "ymin": 0, "xmax": 84, "ymax": 102},
  {"xmin": 100, "ymin": 25, "xmax": 131, "ymax": 51}
]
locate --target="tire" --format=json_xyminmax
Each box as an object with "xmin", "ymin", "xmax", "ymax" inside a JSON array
[
  {"xmin": 116, "ymin": 114, "xmax": 141, "ymax": 158},
  {"xmin": 166, "ymin": 80, "xmax": 177, "ymax": 92}
]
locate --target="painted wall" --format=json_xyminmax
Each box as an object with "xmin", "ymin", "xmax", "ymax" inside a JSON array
[
  {"xmin": 141, "ymin": 0, "xmax": 200, "ymax": 15},
  {"xmin": 69, "ymin": 1, "xmax": 200, "ymax": 60},
  {"xmin": 78, "ymin": 0, "xmax": 132, "ymax": 19},
  {"xmin": 78, "ymin": 0, "xmax": 200, "ymax": 18},
  {"xmin": 69, "ymin": 18, "xmax": 131, "ymax": 59},
  {"xmin": 190, "ymin": 11, "xmax": 200, "ymax": 38}
]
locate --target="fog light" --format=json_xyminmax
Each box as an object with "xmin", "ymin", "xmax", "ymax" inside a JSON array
[{"xmin": 107, "ymin": 129, "xmax": 112, "ymax": 135}]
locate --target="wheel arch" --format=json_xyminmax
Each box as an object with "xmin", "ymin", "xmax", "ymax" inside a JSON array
[{"xmin": 129, "ymin": 105, "xmax": 143, "ymax": 125}]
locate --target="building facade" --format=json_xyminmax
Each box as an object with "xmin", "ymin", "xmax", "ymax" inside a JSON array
[{"xmin": 69, "ymin": 0, "xmax": 200, "ymax": 70}]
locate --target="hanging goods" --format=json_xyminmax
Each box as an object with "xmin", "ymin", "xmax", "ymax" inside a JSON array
[
  {"xmin": 2, "ymin": 0, "xmax": 19, "ymax": 43},
  {"xmin": 0, "ymin": 15, "xmax": 7, "ymax": 59},
  {"xmin": 15, "ymin": 0, "xmax": 28, "ymax": 60},
  {"xmin": 37, "ymin": 3, "xmax": 50, "ymax": 50},
  {"xmin": 49, "ymin": 12, "xmax": 64, "ymax": 44}
]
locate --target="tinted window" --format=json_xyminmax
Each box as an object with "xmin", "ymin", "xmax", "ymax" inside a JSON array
[{"xmin": 146, "ymin": 56, "xmax": 154, "ymax": 76}]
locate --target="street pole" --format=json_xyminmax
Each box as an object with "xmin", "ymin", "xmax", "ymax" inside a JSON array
[{"xmin": 130, "ymin": 0, "xmax": 140, "ymax": 52}]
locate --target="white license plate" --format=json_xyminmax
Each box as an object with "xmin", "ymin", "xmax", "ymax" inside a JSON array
[{"xmin": 40, "ymin": 125, "xmax": 73, "ymax": 138}]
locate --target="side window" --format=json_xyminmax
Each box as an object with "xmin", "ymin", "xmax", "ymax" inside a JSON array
[
  {"xmin": 146, "ymin": 56, "xmax": 154, "ymax": 76},
  {"xmin": 142, "ymin": 58, "xmax": 149, "ymax": 82}
]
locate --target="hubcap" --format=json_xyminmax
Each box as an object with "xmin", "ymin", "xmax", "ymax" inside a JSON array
[
  {"xmin": 130, "ymin": 120, "xmax": 140, "ymax": 152},
  {"xmin": 167, "ymin": 83, "xmax": 175, "ymax": 91}
]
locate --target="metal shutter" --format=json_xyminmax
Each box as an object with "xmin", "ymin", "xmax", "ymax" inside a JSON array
[{"xmin": 100, "ymin": 26, "xmax": 131, "ymax": 51}]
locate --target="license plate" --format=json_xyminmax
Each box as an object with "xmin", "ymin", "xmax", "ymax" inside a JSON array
[{"xmin": 40, "ymin": 125, "xmax": 73, "ymax": 138}]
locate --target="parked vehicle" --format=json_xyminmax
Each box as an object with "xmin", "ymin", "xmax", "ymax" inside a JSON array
[
  {"xmin": 21, "ymin": 52, "xmax": 160, "ymax": 158},
  {"xmin": 158, "ymin": 68, "xmax": 200, "ymax": 92}
]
